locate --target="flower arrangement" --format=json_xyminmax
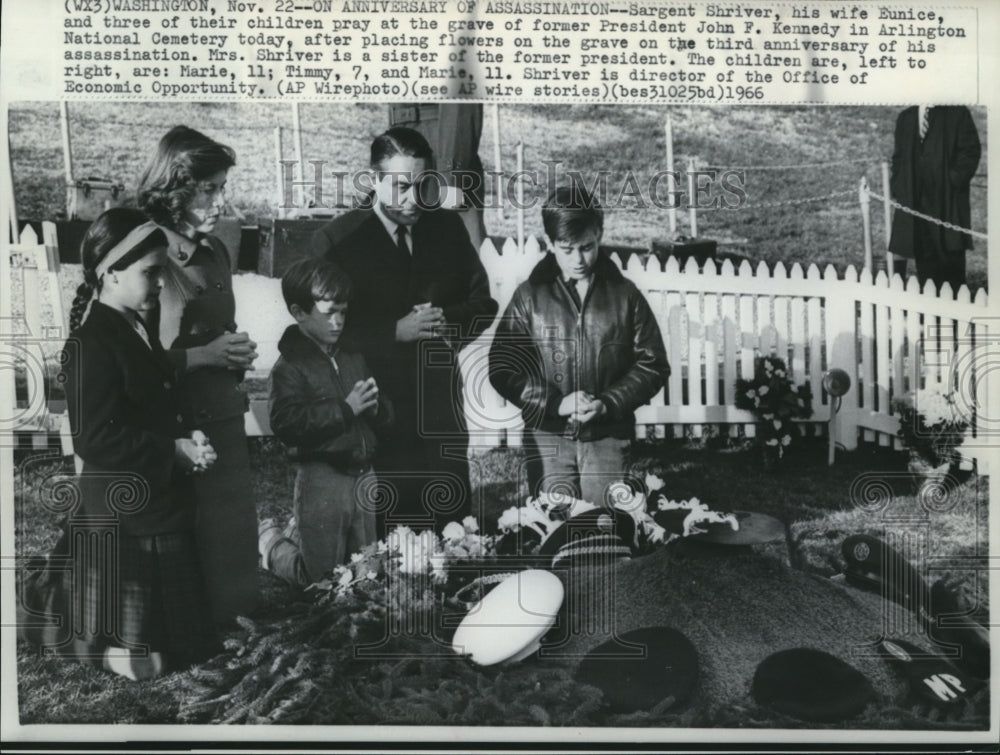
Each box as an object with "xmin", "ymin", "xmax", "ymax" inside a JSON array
[
  {"xmin": 893, "ymin": 386, "xmax": 971, "ymax": 472},
  {"xmin": 734, "ymin": 355, "xmax": 813, "ymax": 464},
  {"xmin": 309, "ymin": 517, "xmax": 496, "ymax": 606},
  {"xmin": 495, "ymin": 478, "xmax": 737, "ymax": 557},
  {"xmin": 307, "ymin": 483, "xmax": 739, "ymax": 619}
]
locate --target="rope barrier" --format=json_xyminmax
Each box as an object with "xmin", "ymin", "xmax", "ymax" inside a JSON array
[
  {"xmin": 867, "ymin": 188, "xmax": 989, "ymax": 241},
  {"xmin": 702, "ymin": 158, "xmax": 875, "ymax": 171},
  {"xmin": 730, "ymin": 189, "xmax": 856, "ymax": 211}
]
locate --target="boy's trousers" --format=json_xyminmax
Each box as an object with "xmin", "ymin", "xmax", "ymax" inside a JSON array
[
  {"xmin": 268, "ymin": 463, "xmax": 378, "ymax": 586},
  {"xmin": 530, "ymin": 429, "xmax": 630, "ymax": 508}
]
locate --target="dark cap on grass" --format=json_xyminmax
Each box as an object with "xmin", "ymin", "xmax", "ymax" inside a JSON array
[
  {"xmin": 752, "ymin": 648, "xmax": 874, "ymax": 722},
  {"xmin": 841, "ymin": 533, "xmax": 926, "ymax": 611},
  {"xmin": 538, "ymin": 508, "xmax": 635, "ymax": 568},
  {"xmin": 575, "ymin": 627, "xmax": 699, "ymax": 714}
]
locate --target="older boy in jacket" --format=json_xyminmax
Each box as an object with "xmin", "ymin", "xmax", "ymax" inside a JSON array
[
  {"xmin": 489, "ymin": 185, "xmax": 669, "ymax": 507},
  {"xmin": 261, "ymin": 259, "xmax": 392, "ymax": 586}
]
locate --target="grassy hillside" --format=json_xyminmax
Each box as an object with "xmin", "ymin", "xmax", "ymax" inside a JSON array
[{"xmin": 8, "ymin": 102, "xmax": 988, "ymax": 290}]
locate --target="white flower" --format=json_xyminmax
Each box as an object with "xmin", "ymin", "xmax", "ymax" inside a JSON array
[
  {"xmin": 762, "ymin": 413, "xmax": 774, "ymax": 420},
  {"xmin": 658, "ymin": 497, "xmax": 694, "ymax": 511},
  {"xmin": 350, "ymin": 551, "xmax": 365, "ymax": 564},
  {"xmin": 497, "ymin": 507, "xmax": 522, "ymax": 532},
  {"xmin": 461, "ymin": 516, "xmax": 479, "ymax": 533},
  {"xmin": 465, "ymin": 538, "xmax": 486, "ymax": 558},
  {"xmin": 337, "ymin": 568, "xmax": 354, "ymax": 587},
  {"xmin": 645, "ymin": 473, "xmax": 665, "ymax": 492},
  {"xmin": 775, "ymin": 369, "xmax": 786, "ymax": 378},
  {"xmin": 745, "ymin": 389, "xmax": 757, "ymax": 399},
  {"xmin": 519, "ymin": 505, "xmax": 556, "ymax": 537},
  {"xmin": 914, "ymin": 387, "xmax": 956, "ymax": 427},
  {"xmin": 441, "ymin": 521, "xmax": 466, "ymax": 542},
  {"xmin": 365, "ymin": 570, "xmax": 378, "ymax": 581},
  {"xmin": 765, "ymin": 438, "xmax": 779, "ymax": 446},
  {"xmin": 758, "ymin": 385, "xmax": 770, "ymax": 396},
  {"xmin": 773, "ymin": 419, "xmax": 782, "ymax": 430},
  {"xmin": 781, "ymin": 434, "xmax": 792, "ymax": 446}
]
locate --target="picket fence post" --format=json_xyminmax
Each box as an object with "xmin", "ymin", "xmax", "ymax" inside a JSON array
[{"xmin": 825, "ymin": 266, "xmax": 860, "ymax": 450}]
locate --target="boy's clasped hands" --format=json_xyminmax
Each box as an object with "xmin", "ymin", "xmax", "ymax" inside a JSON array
[
  {"xmin": 345, "ymin": 376, "xmax": 380, "ymax": 416},
  {"xmin": 558, "ymin": 390, "xmax": 607, "ymax": 425}
]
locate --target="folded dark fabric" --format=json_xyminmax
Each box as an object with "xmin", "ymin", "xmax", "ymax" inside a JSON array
[
  {"xmin": 575, "ymin": 626, "xmax": 698, "ymax": 713},
  {"xmin": 752, "ymin": 648, "xmax": 874, "ymax": 722}
]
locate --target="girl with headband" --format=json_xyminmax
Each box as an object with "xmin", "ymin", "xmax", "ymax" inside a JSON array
[
  {"xmin": 19, "ymin": 208, "xmax": 220, "ymax": 679},
  {"xmin": 138, "ymin": 126, "xmax": 259, "ymax": 626}
]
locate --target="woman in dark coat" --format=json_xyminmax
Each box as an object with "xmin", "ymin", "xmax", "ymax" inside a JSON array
[
  {"xmin": 19, "ymin": 209, "xmax": 219, "ymax": 679},
  {"xmin": 138, "ymin": 127, "xmax": 259, "ymax": 625}
]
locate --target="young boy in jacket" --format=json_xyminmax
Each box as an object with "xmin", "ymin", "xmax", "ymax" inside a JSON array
[
  {"xmin": 260, "ymin": 259, "xmax": 392, "ymax": 586},
  {"xmin": 489, "ymin": 185, "xmax": 670, "ymax": 507}
]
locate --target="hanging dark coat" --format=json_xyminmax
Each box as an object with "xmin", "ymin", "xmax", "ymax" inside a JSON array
[{"xmin": 888, "ymin": 106, "xmax": 981, "ymax": 258}]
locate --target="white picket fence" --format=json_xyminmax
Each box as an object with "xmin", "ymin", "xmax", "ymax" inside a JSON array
[
  {"xmin": 5, "ymin": 225, "xmax": 993, "ymax": 468},
  {"xmin": 473, "ymin": 236, "xmax": 993, "ymax": 461}
]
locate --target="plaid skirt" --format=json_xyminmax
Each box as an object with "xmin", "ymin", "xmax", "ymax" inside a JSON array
[{"xmin": 18, "ymin": 522, "xmax": 220, "ymax": 671}]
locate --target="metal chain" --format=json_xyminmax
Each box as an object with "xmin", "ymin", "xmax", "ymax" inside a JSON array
[{"xmin": 868, "ymin": 189, "xmax": 989, "ymax": 240}]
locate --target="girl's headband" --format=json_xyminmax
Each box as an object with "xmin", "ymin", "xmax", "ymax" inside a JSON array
[{"xmin": 94, "ymin": 221, "xmax": 162, "ymax": 279}]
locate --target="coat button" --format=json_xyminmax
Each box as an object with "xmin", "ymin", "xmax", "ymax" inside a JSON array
[
  {"xmin": 163, "ymin": 380, "xmax": 172, "ymax": 389},
  {"xmin": 176, "ymin": 413, "xmax": 184, "ymax": 423},
  {"xmin": 554, "ymin": 372, "xmax": 563, "ymax": 383},
  {"xmin": 195, "ymin": 285, "xmax": 204, "ymax": 294},
  {"xmin": 215, "ymin": 282, "xmax": 224, "ymax": 290},
  {"xmin": 177, "ymin": 251, "xmax": 188, "ymax": 261}
]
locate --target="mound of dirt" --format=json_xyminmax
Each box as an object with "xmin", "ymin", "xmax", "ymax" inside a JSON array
[{"xmin": 544, "ymin": 540, "xmax": 933, "ymax": 715}]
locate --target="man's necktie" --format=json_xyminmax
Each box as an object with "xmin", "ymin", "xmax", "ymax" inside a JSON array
[
  {"xmin": 395, "ymin": 224, "xmax": 410, "ymax": 256},
  {"xmin": 920, "ymin": 106, "xmax": 932, "ymax": 141}
]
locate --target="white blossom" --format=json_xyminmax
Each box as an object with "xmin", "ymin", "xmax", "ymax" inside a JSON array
[
  {"xmin": 337, "ymin": 568, "xmax": 354, "ymax": 587},
  {"xmin": 497, "ymin": 506, "xmax": 522, "ymax": 532},
  {"xmin": 645, "ymin": 473, "xmax": 665, "ymax": 492},
  {"xmin": 441, "ymin": 521, "xmax": 466, "ymax": 542}
]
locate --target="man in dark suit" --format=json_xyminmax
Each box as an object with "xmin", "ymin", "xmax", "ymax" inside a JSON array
[
  {"xmin": 889, "ymin": 105, "xmax": 981, "ymax": 293},
  {"xmin": 311, "ymin": 127, "xmax": 498, "ymax": 531},
  {"xmin": 388, "ymin": 103, "xmax": 488, "ymax": 251}
]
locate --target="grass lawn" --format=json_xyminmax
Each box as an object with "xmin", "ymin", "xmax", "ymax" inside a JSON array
[
  {"xmin": 13, "ymin": 438, "xmax": 990, "ymax": 730},
  {"xmin": 8, "ymin": 102, "xmax": 988, "ymax": 292}
]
